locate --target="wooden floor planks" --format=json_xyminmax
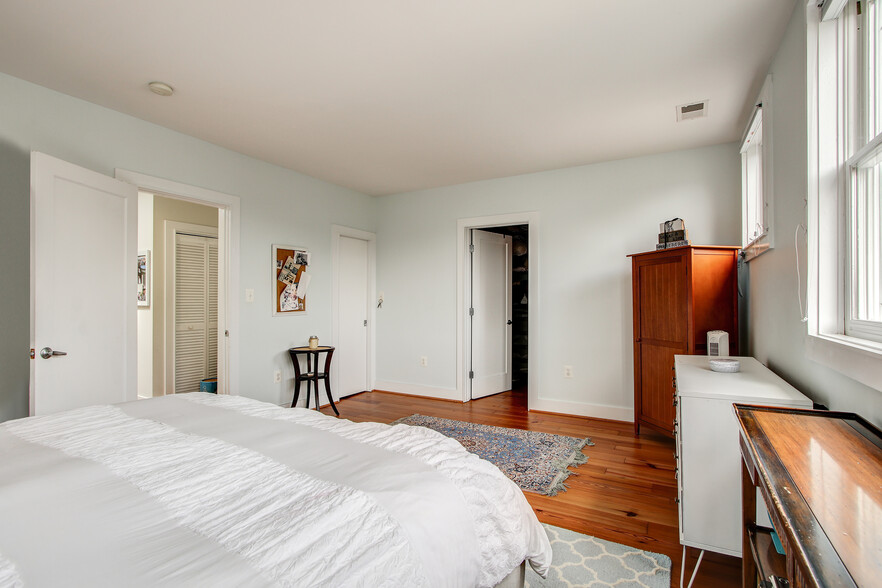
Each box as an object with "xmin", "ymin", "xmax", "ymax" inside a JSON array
[{"xmin": 320, "ymin": 389, "xmax": 741, "ymax": 587}]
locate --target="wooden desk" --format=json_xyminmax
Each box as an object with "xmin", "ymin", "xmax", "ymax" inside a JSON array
[
  {"xmin": 287, "ymin": 346, "xmax": 339, "ymax": 416},
  {"xmin": 735, "ymin": 404, "xmax": 882, "ymax": 588}
]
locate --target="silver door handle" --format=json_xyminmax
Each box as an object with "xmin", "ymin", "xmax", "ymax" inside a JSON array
[{"xmin": 40, "ymin": 347, "xmax": 67, "ymax": 359}]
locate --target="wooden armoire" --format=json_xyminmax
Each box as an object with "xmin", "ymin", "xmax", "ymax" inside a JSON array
[{"xmin": 629, "ymin": 246, "xmax": 740, "ymax": 437}]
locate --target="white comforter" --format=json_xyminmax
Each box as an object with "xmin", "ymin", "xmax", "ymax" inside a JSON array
[{"xmin": 0, "ymin": 393, "xmax": 551, "ymax": 587}]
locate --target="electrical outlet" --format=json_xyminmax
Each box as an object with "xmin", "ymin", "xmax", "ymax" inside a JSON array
[
  {"xmin": 563, "ymin": 365, "xmax": 574, "ymax": 378},
  {"xmin": 420, "ymin": 356, "xmax": 428, "ymax": 367},
  {"xmin": 273, "ymin": 369, "xmax": 282, "ymax": 383},
  {"xmin": 245, "ymin": 288, "xmax": 255, "ymax": 303}
]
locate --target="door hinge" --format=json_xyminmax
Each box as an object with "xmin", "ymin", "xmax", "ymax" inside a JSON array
[
  {"xmin": 469, "ymin": 243, "xmax": 475, "ymax": 253},
  {"xmin": 469, "ymin": 370, "xmax": 474, "ymax": 379},
  {"xmin": 363, "ymin": 319, "xmax": 367, "ymax": 326},
  {"xmin": 469, "ymin": 307, "xmax": 474, "ymax": 317}
]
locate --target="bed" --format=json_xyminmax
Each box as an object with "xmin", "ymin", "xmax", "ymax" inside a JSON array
[{"xmin": 0, "ymin": 393, "xmax": 551, "ymax": 587}]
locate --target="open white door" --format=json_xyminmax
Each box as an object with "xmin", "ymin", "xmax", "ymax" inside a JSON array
[
  {"xmin": 470, "ymin": 229, "xmax": 512, "ymax": 399},
  {"xmin": 337, "ymin": 235, "xmax": 369, "ymax": 397},
  {"xmin": 30, "ymin": 152, "xmax": 137, "ymax": 415}
]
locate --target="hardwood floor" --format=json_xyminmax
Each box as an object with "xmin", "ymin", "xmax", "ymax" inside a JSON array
[{"xmin": 320, "ymin": 389, "xmax": 741, "ymax": 587}]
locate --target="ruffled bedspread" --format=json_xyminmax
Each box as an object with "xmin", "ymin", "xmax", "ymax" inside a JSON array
[{"xmin": 0, "ymin": 393, "xmax": 550, "ymax": 587}]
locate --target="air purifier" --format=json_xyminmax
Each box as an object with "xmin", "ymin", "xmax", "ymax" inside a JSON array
[{"xmin": 707, "ymin": 330, "xmax": 729, "ymax": 357}]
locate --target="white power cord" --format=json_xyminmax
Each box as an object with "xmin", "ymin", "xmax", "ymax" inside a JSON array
[{"xmin": 795, "ymin": 223, "xmax": 809, "ymax": 323}]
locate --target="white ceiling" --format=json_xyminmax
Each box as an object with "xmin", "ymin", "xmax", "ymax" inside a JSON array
[{"xmin": 0, "ymin": 0, "xmax": 796, "ymax": 196}]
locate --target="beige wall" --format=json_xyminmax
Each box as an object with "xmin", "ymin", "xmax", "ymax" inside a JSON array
[{"xmin": 151, "ymin": 194, "xmax": 218, "ymax": 396}]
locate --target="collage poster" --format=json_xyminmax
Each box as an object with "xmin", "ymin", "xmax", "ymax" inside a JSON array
[{"xmin": 273, "ymin": 245, "xmax": 310, "ymax": 315}]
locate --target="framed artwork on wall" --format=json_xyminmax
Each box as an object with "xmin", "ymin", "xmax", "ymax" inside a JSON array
[
  {"xmin": 137, "ymin": 250, "xmax": 150, "ymax": 307},
  {"xmin": 272, "ymin": 244, "xmax": 311, "ymax": 316}
]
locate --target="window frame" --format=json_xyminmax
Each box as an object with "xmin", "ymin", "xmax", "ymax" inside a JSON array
[
  {"xmin": 845, "ymin": 135, "xmax": 882, "ymax": 342},
  {"xmin": 807, "ymin": 0, "xmax": 882, "ymax": 392},
  {"xmin": 741, "ymin": 76, "xmax": 774, "ymax": 261}
]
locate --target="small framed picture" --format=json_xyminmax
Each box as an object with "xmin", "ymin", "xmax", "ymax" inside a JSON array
[
  {"xmin": 137, "ymin": 250, "xmax": 150, "ymax": 307},
  {"xmin": 272, "ymin": 244, "xmax": 310, "ymax": 315}
]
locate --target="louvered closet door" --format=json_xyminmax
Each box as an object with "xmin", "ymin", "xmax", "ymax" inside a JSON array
[{"xmin": 174, "ymin": 233, "xmax": 218, "ymax": 393}]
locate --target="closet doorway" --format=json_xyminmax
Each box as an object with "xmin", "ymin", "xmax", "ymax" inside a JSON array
[
  {"xmin": 120, "ymin": 168, "xmax": 240, "ymax": 399},
  {"xmin": 166, "ymin": 222, "xmax": 218, "ymax": 394},
  {"xmin": 137, "ymin": 193, "xmax": 220, "ymax": 397},
  {"xmin": 331, "ymin": 225, "xmax": 376, "ymax": 400},
  {"xmin": 478, "ymin": 225, "xmax": 529, "ymax": 395},
  {"xmin": 457, "ymin": 213, "xmax": 538, "ymax": 409}
]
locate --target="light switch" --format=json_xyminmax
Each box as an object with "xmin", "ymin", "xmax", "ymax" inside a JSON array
[{"xmin": 245, "ymin": 288, "xmax": 255, "ymax": 303}]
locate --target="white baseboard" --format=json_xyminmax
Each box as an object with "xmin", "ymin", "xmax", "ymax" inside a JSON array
[
  {"xmin": 372, "ymin": 380, "xmax": 464, "ymax": 402},
  {"xmin": 529, "ymin": 397, "xmax": 633, "ymax": 422}
]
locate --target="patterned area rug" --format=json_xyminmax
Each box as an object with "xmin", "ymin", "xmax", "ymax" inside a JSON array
[
  {"xmin": 527, "ymin": 524, "xmax": 671, "ymax": 588},
  {"xmin": 392, "ymin": 415, "xmax": 592, "ymax": 495}
]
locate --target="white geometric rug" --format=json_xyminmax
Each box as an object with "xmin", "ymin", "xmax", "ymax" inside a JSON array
[{"xmin": 526, "ymin": 524, "xmax": 671, "ymax": 588}]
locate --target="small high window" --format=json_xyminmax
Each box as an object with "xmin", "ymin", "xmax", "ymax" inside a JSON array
[{"xmin": 741, "ymin": 77, "xmax": 772, "ymax": 260}]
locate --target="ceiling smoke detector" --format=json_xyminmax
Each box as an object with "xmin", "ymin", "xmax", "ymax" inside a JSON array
[
  {"xmin": 676, "ymin": 100, "xmax": 708, "ymax": 122},
  {"xmin": 148, "ymin": 81, "xmax": 174, "ymax": 97}
]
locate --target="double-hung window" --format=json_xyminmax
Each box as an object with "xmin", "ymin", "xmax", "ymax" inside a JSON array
[
  {"xmin": 741, "ymin": 76, "xmax": 773, "ymax": 260},
  {"xmin": 809, "ymin": 0, "xmax": 882, "ymax": 387},
  {"xmin": 846, "ymin": 0, "xmax": 882, "ymax": 342}
]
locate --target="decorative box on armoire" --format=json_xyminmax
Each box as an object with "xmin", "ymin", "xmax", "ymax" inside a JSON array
[{"xmin": 628, "ymin": 245, "xmax": 740, "ymax": 437}]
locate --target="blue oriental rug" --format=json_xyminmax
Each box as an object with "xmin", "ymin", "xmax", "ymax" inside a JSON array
[{"xmin": 393, "ymin": 414, "xmax": 593, "ymax": 495}]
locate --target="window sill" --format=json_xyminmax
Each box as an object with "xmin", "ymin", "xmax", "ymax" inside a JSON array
[
  {"xmin": 805, "ymin": 332, "xmax": 882, "ymax": 393},
  {"xmin": 742, "ymin": 233, "xmax": 772, "ymax": 262}
]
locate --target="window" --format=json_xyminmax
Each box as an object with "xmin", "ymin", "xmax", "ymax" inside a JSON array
[
  {"xmin": 846, "ymin": 0, "xmax": 882, "ymax": 342},
  {"xmin": 808, "ymin": 0, "xmax": 882, "ymax": 390},
  {"xmin": 741, "ymin": 77, "xmax": 773, "ymax": 260}
]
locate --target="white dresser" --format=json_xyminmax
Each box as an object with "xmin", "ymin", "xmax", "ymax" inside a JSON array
[{"xmin": 673, "ymin": 355, "xmax": 812, "ymax": 557}]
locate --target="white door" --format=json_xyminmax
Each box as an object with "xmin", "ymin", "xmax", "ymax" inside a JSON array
[
  {"xmin": 173, "ymin": 233, "xmax": 218, "ymax": 394},
  {"xmin": 337, "ymin": 235, "xmax": 369, "ymax": 397},
  {"xmin": 470, "ymin": 229, "xmax": 512, "ymax": 399},
  {"xmin": 30, "ymin": 152, "xmax": 137, "ymax": 415}
]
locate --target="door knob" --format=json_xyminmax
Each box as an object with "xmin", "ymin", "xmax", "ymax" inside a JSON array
[
  {"xmin": 506, "ymin": 320, "xmax": 512, "ymax": 325},
  {"xmin": 39, "ymin": 347, "xmax": 67, "ymax": 359}
]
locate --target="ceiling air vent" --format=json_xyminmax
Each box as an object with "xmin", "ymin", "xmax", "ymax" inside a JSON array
[{"xmin": 676, "ymin": 100, "xmax": 709, "ymax": 122}]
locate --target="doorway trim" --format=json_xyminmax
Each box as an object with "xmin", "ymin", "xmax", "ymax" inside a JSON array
[
  {"xmin": 330, "ymin": 225, "xmax": 376, "ymax": 397},
  {"xmin": 115, "ymin": 169, "xmax": 240, "ymax": 396},
  {"xmin": 457, "ymin": 212, "xmax": 539, "ymax": 407}
]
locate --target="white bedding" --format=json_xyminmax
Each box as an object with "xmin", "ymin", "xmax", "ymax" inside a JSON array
[{"xmin": 0, "ymin": 393, "xmax": 551, "ymax": 587}]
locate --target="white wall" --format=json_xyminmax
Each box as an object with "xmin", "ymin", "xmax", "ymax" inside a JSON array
[
  {"xmin": 137, "ymin": 192, "xmax": 154, "ymax": 399},
  {"xmin": 0, "ymin": 72, "xmax": 376, "ymax": 419},
  {"xmin": 374, "ymin": 144, "xmax": 742, "ymax": 419},
  {"xmin": 747, "ymin": 2, "xmax": 882, "ymax": 426}
]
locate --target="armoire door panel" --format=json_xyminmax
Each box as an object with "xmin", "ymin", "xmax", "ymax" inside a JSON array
[
  {"xmin": 691, "ymin": 250, "xmax": 738, "ymax": 354},
  {"xmin": 637, "ymin": 257, "xmax": 687, "ymax": 343},
  {"xmin": 638, "ymin": 342, "xmax": 681, "ymax": 433}
]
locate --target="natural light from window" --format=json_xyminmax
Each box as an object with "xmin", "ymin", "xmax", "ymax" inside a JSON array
[
  {"xmin": 846, "ymin": 0, "xmax": 882, "ymax": 342},
  {"xmin": 740, "ymin": 74, "xmax": 773, "ymax": 261},
  {"xmin": 741, "ymin": 106, "xmax": 764, "ymax": 248},
  {"xmin": 808, "ymin": 0, "xmax": 882, "ymax": 391}
]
